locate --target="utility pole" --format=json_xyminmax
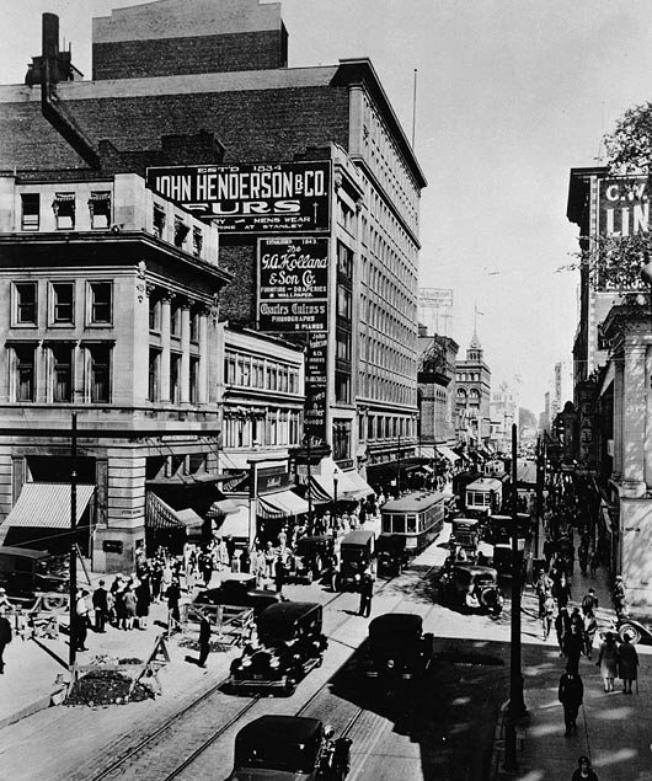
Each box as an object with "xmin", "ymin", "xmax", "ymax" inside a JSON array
[
  {"xmin": 68, "ymin": 412, "xmax": 77, "ymax": 669},
  {"xmin": 505, "ymin": 422, "xmax": 526, "ymax": 771},
  {"xmin": 305, "ymin": 434, "xmax": 313, "ymax": 533}
]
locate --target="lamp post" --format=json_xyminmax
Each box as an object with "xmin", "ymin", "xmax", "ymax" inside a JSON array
[
  {"xmin": 333, "ymin": 474, "xmax": 338, "ymax": 534},
  {"xmin": 504, "ymin": 422, "xmax": 526, "ymax": 771},
  {"xmin": 68, "ymin": 412, "xmax": 78, "ymax": 669}
]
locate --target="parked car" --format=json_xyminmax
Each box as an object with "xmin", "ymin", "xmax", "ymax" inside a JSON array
[
  {"xmin": 227, "ymin": 715, "xmax": 351, "ymax": 780},
  {"xmin": 0, "ymin": 546, "xmax": 69, "ymax": 609},
  {"xmin": 335, "ymin": 530, "xmax": 375, "ymax": 590},
  {"xmin": 193, "ymin": 574, "xmax": 281, "ymax": 616},
  {"xmin": 293, "ymin": 534, "xmax": 334, "ymax": 583},
  {"xmin": 227, "ymin": 602, "xmax": 327, "ymax": 696},
  {"xmin": 438, "ymin": 563, "xmax": 503, "ymax": 615},
  {"xmin": 376, "ymin": 533, "xmax": 409, "ymax": 577},
  {"xmin": 360, "ymin": 613, "xmax": 433, "ymax": 681}
]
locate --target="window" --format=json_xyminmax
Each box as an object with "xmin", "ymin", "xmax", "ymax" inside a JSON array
[
  {"xmin": 171, "ymin": 301, "xmax": 182, "ymax": 337},
  {"xmin": 192, "ymin": 227, "xmax": 203, "ymax": 258},
  {"xmin": 52, "ymin": 283, "xmax": 74, "ymax": 324},
  {"xmin": 148, "ymin": 349, "xmax": 160, "ymax": 402},
  {"xmin": 337, "ymin": 241, "xmax": 353, "ymax": 280},
  {"xmin": 170, "ymin": 353, "xmax": 181, "ymax": 404},
  {"xmin": 336, "ymin": 329, "xmax": 351, "ymax": 362},
  {"xmin": 51, "ymin": 344, "xmax": 72, "ymax": 403},
  {"xmin": 53, "ymin": 193, "xmax": 75, "ymax": 230},
  {"xmin": 89, "ymin": 344, "xmax": 111, "ymax": 403},
  {"xmin": 15, "ymin": 283, "xmax": 37, "ymax": 325},
  {"xmin": 225, "ymin": 355, "xmax": 236, "ymax": 384},
  {"xmin": 153, "ymin": 204, "xmax": 166, "ymax": 238},
  {"xmin": 21, "ymin": 194, "xmax": 39, "ymax": 231},
  {"xmin": 88, "ymin": 192, "xmax": 111, "ymax": 229},
  {"xmin": 13, "ymin": 344, "xmax": 35, "ymax": 402},
  {"xmin": 337, "ymin": 285, "xmax": 352, "ymax": 320},
  {"xmin": 189, "ymin": 356, "xmax": 199, "ymax": 403},
  {"xmin": 149, "ymin": 297, "xmax": 160, "ymax": 331},
  {"xmin": 174, "ymin": 217, "xmax": 189, "ymax": 248},
  {"xmin": 89, "ymin": 282, "xmax": 112, "ymax": 324},
  {"xmin": 332, "ymin": 419, "xmax": 351, "ymax": 461},
  {"xmin": 190, "ymin": 310, "xmax": 199, "ymax": 343},
  {"xmin": 335, "ymin": 371, "xmax": 350, "ymax": 404}
]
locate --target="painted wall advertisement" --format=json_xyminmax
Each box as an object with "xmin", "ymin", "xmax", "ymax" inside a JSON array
[
  {"xmin": 257, "ymin": 237, "xmax": 329, "ymax": 332},
  {"xmin": 305, "ymin": 333, "xmax": 328, "ymax": 441},
  {"xmin": 146, "ymin": 160, "xmax": 331, "ymax": 233},
  {"xmin": 598, "ymin": 176, "xmax": 649, "ymax": 237}
]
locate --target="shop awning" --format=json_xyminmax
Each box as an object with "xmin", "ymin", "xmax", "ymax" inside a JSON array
[
  {"xmin": 309, "ymin": 472, "xmax": 360, "ymax": 503},
  {"xmin": 207, "ymin": 498, "xmax": 240, "ymax": 518},
  {"xmin": 258, "ymin": 490, "xmax": 309, "ymax": 519},
  {"xmin": 437, "ymin": 446, "xmax": 461, "ymax": 463},
  {"xmin": 146, "ymin": 492, "xmax": 204, "ymax": 530},
  {"xmin": 215, "ymin": 506, "xmax": 250, "ymax": 539},
  {"xmin": 4, "ymin": 483, "xmax": 95, "ymax": 528},
  {"xmin": 418, "ymin": 446, "xmax": 437, "ymax": 460},
  {"xmin": 343, "ymin": 470, "xmax": 374, "ymax": 498}
]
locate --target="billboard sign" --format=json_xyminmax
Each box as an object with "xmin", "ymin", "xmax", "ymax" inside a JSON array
[
  {"xmin": 146, "ymin": 161, "xmax": 331, "ymax": 233},
  {"xmin": 257, "ymin": 237, "xmax": 329, "ymax": 332}
]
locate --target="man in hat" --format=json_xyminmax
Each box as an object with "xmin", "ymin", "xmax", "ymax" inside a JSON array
[
  {"xmin": 92, "ymin": 580, "xmax": 109, "ymax": 633},
  {"xmin": 558, "ymin": 667, "xmax": 584, "ymax": 736},
  {"xmin": 613, "ymin": 576, "xmax": 626, "ymax": 618},
  {"xmin": 197, "ymin": 614, "xmax": 211, "ymax": 668}
]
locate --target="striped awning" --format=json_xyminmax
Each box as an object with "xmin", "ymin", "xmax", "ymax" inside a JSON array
[
  {"xmin": 4, "ymin": 483, "xmax": 94, "ymax": 528},
  {"xmin": 146, "ymin": 492, "xmax": 204, "ymax": 530},
  {"xmin": 207, "ymin": 498, "xmax": 240, "ymax": 518},
  {"xmin": 215, "ymin": 506, "xmax": 250, "ymax": 539},
  {"xmin": 258, "ymin": 490, "xmax": 309, "ymax": 519},
  {"xmin": 437, "ymin": 446, "xmax": 461, "ymax": 463}
]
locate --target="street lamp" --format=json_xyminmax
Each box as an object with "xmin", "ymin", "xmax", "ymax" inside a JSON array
[
  {"xmin": 69, "ymin": 412, "xmax": 78, "ymax": 669},
  {"xmin": 333, "ymin": 474, "xmax": 338, "ymax": 533}
]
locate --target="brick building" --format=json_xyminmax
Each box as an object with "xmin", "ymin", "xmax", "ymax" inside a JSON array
[{"xmin": 455, "ymin": 331, "xmax": 492, "ymax": 452}]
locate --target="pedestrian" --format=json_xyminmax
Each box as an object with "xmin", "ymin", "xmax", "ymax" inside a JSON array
[
  {"xmin": 589, "ymin": 548, "xmax": 599, "ymax": 578},
  {"xmin": 167, "ymin": 577, "xmax": 182, "ymax": 632},
  {"xmin": 114, "ymin": 586, "xmax": 126, "ymax": 629},
  {"xmin": 135, "ymin": 576, "xmax": 151, "ymax": 630},
  {"xmin": 571, "ymin": 755, "xmax": 598, "ymax": 781},
  {"xmin": 558, "ymin": 668, "xmax": 584, "ymax": 736},
  {"xmin": 554, "ymin": 572, "xmax": 571, "ymax": 609},
  {"xmin": 197, "ymin": 614, "xmax": 211, "ymax": 668},
  {"xmin": 201, "ymin": 551, "xmax": 213, "ymax": 586},
  {"xmin": 555, "ymin": 606, "xmax": 571, "ymax": 657},
  {"xmin": 358, "ymin": 569, "xmax": 374, "ymax": 618},
  {"xmin": 274, "ymin": 555, "xmax": 285, "ymax": 597},
  {"xmin": 231, "ymin": 548, "xmax": 242, "ymax": 574},
  {"xmin": 162, "ymin": 561, "xmax": 173, "ymax": 595},
  {"xmin": 0, "ymin": 607, "xmax": 12, "ymax": 674},
  {"xmin": 151, "ymin": 559, "xmax": 163, "ymax": 603},
  {"xmin": 92, "ymin": 580, "xmax": 109, "ymax": 633},
  {"xmin": 581, "ymin": 588, "xmax": 598, "ymax": 617},
  {"xmin": 542, "ymin": 590, "xmax": 555, "ymax": 641},
  {"xmin": 618, "ymin": 632, "xmax": 638, "ymax": 694},
  {"xmin": 582, "ymin": 609, "xmax": 597, "ymax": 659},
  {"xmin": 578, "ymin": 545, "xmax": 588, "ymax": 577},
  {"xmin": 265, "ymin": 541, "xmax": 276, "ymax": 579},
  {"xmin": 535, "ymin": 570, "xmax": 553, "ymax": 618},
  {"xmin": 564, "ymin": 622, "xmax": 583, "ymax": 674},
  {"xmin": 74, "ymin": 589, "xmax": 89, "ymax": 651},
  {"xmin": 123, "ymin": 585, "xmax": 137, "ymax": 631},
  {"xmin": 613, "ymin": 576, "xmax": 627, "ymax": 618},
  {"xmin": 595, "ymin": 631, "xmax": 618, "ymax": 692}
]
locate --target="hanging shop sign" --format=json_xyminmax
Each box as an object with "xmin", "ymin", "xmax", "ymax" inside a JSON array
[
  {"xmin": 257, "ymin": 237, "xmax": 329, "ymax": 332},
  {"xmin": 304, "ymin": 332, "xmax": 328, "ymax": 441},
  {"xmin": 146, "ymin": 161, "xmax": 331, "ymax": 233}
]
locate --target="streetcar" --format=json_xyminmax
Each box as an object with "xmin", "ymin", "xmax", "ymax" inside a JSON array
[
  {"xmin": 380, "ymin": 491, "xmax": 445, "ymax": 554},
  {"xmin": 464, "ymin": 477, "xmax": 503, "ymax": 519}
]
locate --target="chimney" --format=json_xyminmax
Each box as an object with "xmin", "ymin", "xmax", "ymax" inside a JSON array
[{"xmin": 42, "ymin": 13, "xmax": 59, "ymax": 60}]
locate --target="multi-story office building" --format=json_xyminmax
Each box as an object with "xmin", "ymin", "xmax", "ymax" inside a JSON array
[
  {"xmin": 0, "ymin": 173, "xmax": 230, "ymax": 571},
  {"xmin": 417, "ymin": 325, "xmax": 458, "ymax": 447},
  {"xmin": 489, "ymin": 382, "xmax": 517, "ymax": 454}
]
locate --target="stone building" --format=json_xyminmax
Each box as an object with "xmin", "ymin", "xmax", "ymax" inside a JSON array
[
  {"xmin": 417, "ymin": 325, "xmax": 458, "ymax": 447},
  {"xmin": 455, "ymin": 331, "xmax": 492, "ymax": 451}
]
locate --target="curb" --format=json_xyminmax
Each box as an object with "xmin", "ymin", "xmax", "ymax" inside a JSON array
[{"xmin": 0, "ymin": 684, "xmax": 68, "ymax": 730}]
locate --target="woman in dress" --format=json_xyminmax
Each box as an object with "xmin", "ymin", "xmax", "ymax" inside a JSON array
[
  {"xmin": 618, "ymin": 632, "xmax": 639, "ymax": 694},
  {"xmin": 595, "ymin": 631, "xmax": 618, "ymax": 692}
]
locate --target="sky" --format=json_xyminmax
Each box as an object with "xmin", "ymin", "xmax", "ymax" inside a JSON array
[{"xmin": 3, "ymin": 0, "xmax": 652, "ymax": 413}]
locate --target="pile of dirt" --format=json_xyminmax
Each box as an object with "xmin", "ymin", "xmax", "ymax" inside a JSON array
[{"xmin": 65, "ymin": 668, "xmax": 154, "ymax": 706}]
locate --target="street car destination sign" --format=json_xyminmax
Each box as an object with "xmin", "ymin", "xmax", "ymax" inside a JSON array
[
  {"xmin": 257, "ymin": 237, "xmax": 329, "ymax": 332},
  {"xmin": 146, "ymin": 161, "xmax": 331, "ymax": 233}
]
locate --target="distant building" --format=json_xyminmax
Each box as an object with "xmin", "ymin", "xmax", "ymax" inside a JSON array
[
  {"xmin": 489, "ymin": 382, "xmax": 517, "ymax": 454},
  {"xmin": 417, "ymin": 325, "xmax": 458, "ymax": 446},
  {"xmin": 455, "ymin": 331, "xmax": 491, "ymax": 451}
]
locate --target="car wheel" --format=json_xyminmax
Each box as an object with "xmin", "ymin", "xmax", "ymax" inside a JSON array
[
  {"xmin": 619, "ymin": 623, "xmax": 641, "ymax": 645},
  {"xmin": 43, "ymin": 594, "xmax": 68, "ymax": 611},
  {"xmin": 314, "ymin": 555, "xmax": 322, "ymax": 573}
]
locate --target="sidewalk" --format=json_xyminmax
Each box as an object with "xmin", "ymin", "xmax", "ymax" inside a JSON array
[{"xmin": 492, "ymin": 551, "xmax": 652, "ymax": 781}]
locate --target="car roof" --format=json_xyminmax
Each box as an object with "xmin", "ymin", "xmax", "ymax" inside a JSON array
[
  {"xmin": 369, "ymin": 612, "xmax": 422, "ymax": 636},
  {"xmin": 341, "ymin": 530, "xmax": 375, "ymax": 545},
  {"xmin": 0, "ymin": 546, "xmax": 49, "ymax": 560},
  {"xmin": 258, "ymin": 601, "xmax": 321, "ymax": 623},
  {"xmin": 466, "ymin": 478, "xmax": 502, "ymax": 490},
  {"xmin": 236, "ymin": 715, "xmax": 322, "ymax": 744}
]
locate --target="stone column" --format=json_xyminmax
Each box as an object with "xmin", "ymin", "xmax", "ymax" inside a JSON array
[
  {"xmin": 621, "ymin": 341, "xmax": 647, "ymax": 495},
  {"xmin": 160, "ymin": 294, "xmax": 171, "ymax": 403},
  {"xmin": 180, "ymin": 303, "xmax": 190, "ymax": 404},
  {"xmin": 198, "ymin": 310, "xmax": 209, "ymax": 404}
]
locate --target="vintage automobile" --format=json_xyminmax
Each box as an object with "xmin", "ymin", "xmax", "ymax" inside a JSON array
[
  {"xmin": 193, "ymin": 574, "xmax": 281, "ymax": 617},
  {"xmin": 449, "ymin": 518, "xmax": 481, "ymax": 554},
  {"xmin": 227, "ymin": 602, "xmax": 328, "ymax": 696},
  {"xmin": 293, "ymin": 534, "xmax": 334, "ymax": 583},
  {"xmin": 375, "ymin": 533, "xmax": 409, "ymax": 577},
  {"xmin": 227, "ymin": 716, "xmax": 352, "ymax": 780},
  {"xmin": 360, "ymin": 613, "xmax": 433, "ymax": 681},
  {"xmin": 335, "ymin": 530, "xmax": 375, "ymax": 590},
  {"xmin": 0, "ymin": 546, "xmax": 69, "ymax": 609},
  {"xmin": 438, "ymin": 563, "xmax": 503, "ymax": 615}
]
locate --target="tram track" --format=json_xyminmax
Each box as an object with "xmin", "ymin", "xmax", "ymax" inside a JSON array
[{"xmin": 84, "ymin": 564, "xmax": 414, "ymax": 781}]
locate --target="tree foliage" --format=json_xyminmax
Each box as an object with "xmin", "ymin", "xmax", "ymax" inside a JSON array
[{"xmin": 603, "ymin": 101, "xmax": 652, "ymax": 174}]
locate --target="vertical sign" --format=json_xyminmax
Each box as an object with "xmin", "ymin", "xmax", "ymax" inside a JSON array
[{"xmin": 304, "ymin": 333, "xmax": 328, "ymax": 441}]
